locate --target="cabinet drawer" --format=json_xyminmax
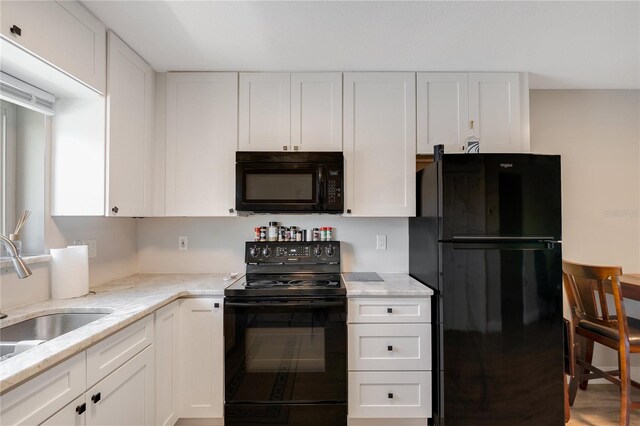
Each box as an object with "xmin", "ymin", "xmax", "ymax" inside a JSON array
[
  {"xmin": 86, "ymin": 315, "xmax": 154, "ymax": 387},
  {"xmin": 0, "ymin": 352, "xmax": 86, "ymax": 425},
  {"xmin": 348, "ymin": 298, "xmax": 430, "ymax": 324},
  {"xmin": 348, "ymin": 371, "xmax": 431, "ymax": 418},
  {"xmin": 348, "ymin": 324, "xmax": 431, "ymax": 371}
]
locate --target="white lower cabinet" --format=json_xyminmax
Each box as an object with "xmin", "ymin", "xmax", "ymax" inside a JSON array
[
  {"xmin": 178, "ymin": 298, "xmax": 224, "ymax": 419},
  {"xmin": 155, "ymin": 301, "xmax": 180, "ymax": 426},
  {"xmin": 0, "ymin": 353, "xmax": 86, "ymax": 425},
  {"xmin": 348, "ymin": 297, "xmax": 431, "ymax": 425},
  {"xmin": 348, "ymin": 371, "xmax": 432, "ymax": 419},
  {"xmin": 1, "ymin": 316, "xmax": 155, "ymax": 426},
  {"xmin": 85, "ymin": 345, "xmax": 155, "ymax": 425}
]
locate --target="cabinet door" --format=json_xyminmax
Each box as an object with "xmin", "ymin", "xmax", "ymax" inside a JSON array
[
  {"xmin": 86, "ymin": 345, "xmax": 155, "ymax": 426},
  {"xmin": 106, "ymin": 31, "xmax": 155, "ymax": 217},
  {"xmin": 417, "ymin": 73, "xmax": 468, "ymax": 154},
  {"xmin": 0, "ymin": 0, "xmax": 106, "ymax": 93},
  {"xmin": 238, "ymin": 73, "xmax": 290, "ymax": 151},
  {"xmin": 155, "ymin": 302, "xmax": 179, "ymax": 426},
  {"xmin": 468, "ymin": 73, "xmax": 522, "ymax": 153},
  {"xmin": 291, "ymin": 73, "xmax": 342, "ymax": 151},
  {"xmin": 40, "ymin": 395, "xmax": 85, "ymax": 426},
  {"xmin": 0, "ymin": 353, "xmax": 86, "ymax": 425},
  {"xmin": 165, "ymin": 72, "xmax": 238, "ymax": 216},
  {"xmin": 343, "ymin": 73, "xmax": 416, "ymax": 216},
  {"xmin": 179, "ymin": 298, "xmax": 224, "ymax": 419}
]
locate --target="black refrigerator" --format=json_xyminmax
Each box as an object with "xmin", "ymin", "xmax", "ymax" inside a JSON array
[{"xmin": 409, "ymin": 154, "xmax": 564, "ymax": 426}]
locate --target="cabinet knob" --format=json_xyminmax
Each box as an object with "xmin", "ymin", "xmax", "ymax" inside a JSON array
[
  {"xmin": 229, "ymin": 208, "xmax": 234, "ymax": 214},
  {"xmin": 111, "ymin": 206, "xmax": 119, "ymax": 214},
  {"xmin": 76, "ymin": 403, "xmax": 86, "ymax": 415},
  {"xmin": 283, "ymin": 145, "xmax": 288, "ymax": 151},
  {"xmin": 10, "ymin": 25, "xmax": 21, "ymax": 36},
  {"xmin": 387, "ymin": 345, "xmax": 393, "ymax": 351},
  {"xmin": 91, "ymin": 392, "xmax": 101, "ymax": 403},
  {"xmin": 214, "ymin": 302, "xmax": 220, "ymax": 308},
  {"xmin": 388, "ymin": 393, "xmax": 394, "ymax": 399},
  {"xmin": 346, "ymin": 209, "xmax": 352, "ymax": 214},
  {"xmin": 293, "ymin": 146, "xmax": 299, "ymax": 151},
  {"xmin": 387, "ymin": 307, "xmax": 393, "ymax": 314}
]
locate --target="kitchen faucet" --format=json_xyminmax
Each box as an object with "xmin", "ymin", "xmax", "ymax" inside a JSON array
[{"xmin": 0, "ymin": 234, "xmax": 32, "ymax": 319}]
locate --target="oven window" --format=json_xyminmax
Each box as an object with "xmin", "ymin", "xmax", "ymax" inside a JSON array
[
  {"xmin": 245, "ymin": 173, "xmax": 314, "ymax": 201},
  {"xmin": 246, "ymin": 327, "xmax": 325, "ymax": 372}
]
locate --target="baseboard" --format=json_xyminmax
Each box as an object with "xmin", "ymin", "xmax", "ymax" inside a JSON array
[{"xmin": 175, "ymin": 418, "xmax": 223, "ymax": 426}]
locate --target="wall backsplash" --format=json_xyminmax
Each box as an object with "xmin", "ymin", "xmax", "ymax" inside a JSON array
[{"xmin": 137, "ymin": 216, "xmax": 409, "ymax": 274}]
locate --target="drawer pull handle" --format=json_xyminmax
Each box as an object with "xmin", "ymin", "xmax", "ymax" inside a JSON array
[
  {"xmin": 387, "ymin": 307, "xmax": 393, "ymax": 314},
  {"xmin": 387, "ymin": 345, "xmax": 393, "ymax": 351},
  {"xmin": 76, "ymin": 403, "xmax": 86, "ymax": 415},
  {"xmin": 388, "ymin": 393, "xmax": 394, "ymax": 399},
  {"xmin": 91, "ymin": 392, "xmax": 101, "ymax": 404},
  {"xmin": 10, "ymin": 25, "xmax": 22, "ymax": 36}
]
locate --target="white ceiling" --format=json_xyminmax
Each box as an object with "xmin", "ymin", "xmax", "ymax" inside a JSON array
[{"xmin": 82, "ymin": 1, "xmax": 640, "ymax": 89}]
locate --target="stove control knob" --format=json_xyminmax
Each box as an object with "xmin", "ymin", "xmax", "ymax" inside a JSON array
[
  {"xmin": 325, "ymin": 246, "xmax": 335, "ymax": 257},
  {"xmin": 249, "ymin": 246, "xmax": 259, "ymax": 257},
  {"xmin": 262, "ymin": 247, "xmax": 272, "ymax": 257},
  {"xmin": 313, "ymin": 245, "xmax": 322, "ymax": 256}
]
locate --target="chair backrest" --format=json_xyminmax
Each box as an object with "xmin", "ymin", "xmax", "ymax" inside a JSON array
[{"xmin": 562, "ymin": 260, "xmax": 628, "ymax": 344}]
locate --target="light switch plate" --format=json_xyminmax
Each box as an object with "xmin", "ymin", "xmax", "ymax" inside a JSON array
[{"xmin": 178, "ymin": 236, "xmax": 188, "ymax": 251}]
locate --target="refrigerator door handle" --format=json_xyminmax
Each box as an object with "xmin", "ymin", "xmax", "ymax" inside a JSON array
[{"xmin": 451, "ymin": 235, "xmax": 556, "ymax": 241}]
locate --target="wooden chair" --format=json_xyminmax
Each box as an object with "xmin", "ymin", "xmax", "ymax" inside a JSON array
[
  {"xmin": 563, "ymin": 260, "xmax": 640, "ymax": 425},
  {"xmin": 564, "ymin": 318, "xmax": 578, "ymax": 422}
]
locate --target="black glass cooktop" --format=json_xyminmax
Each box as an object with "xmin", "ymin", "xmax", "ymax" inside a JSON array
[{"xmin": 225, "ymin": 273, "xmax": 345, "ymax": 297}]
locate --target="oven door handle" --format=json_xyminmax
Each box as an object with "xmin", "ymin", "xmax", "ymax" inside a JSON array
[{"xmin": 225, "ymin": 300, "xmax": 344, "ymax": 308}]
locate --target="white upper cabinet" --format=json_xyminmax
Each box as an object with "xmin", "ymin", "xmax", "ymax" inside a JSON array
[
  {"xmin": 165, "ymin": 72, "xmax": 238, "ymax": 216},
  {"xmin": 239, "ymin": 72, "xmax": 342, "ymax": 152},
  {"xmin": 0, "ymin": 0, "xmax": 106, "ymax": 94},
  {"xmin": 417, "ymin": 72, "xmax": 528, "ymax": 154},
  {"xmin": 417, "ymin": 73, "xmax": 469, "ymax": 154},
  {"xmin": 343, "ymin": 73, "xmax": 416, "ymax": 217},
  {"xmin": 239, "ymin": 72, "xmax": 290, "ymax": 151},
  {"xmin": 468, "ymin": 72, "xmax": 522, "ymax": 153},
  {"xmin": 105, "ymin": 31, "xmax": 155, "ymax": 217},
  {"xmin": 291, "ymin": 72, "xmax": 342, "ymax": 151}
]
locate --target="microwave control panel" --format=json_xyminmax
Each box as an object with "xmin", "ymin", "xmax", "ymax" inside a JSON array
[{"xmin": 325, "ymin": 167, "xmax": 343, "ymax": 208}]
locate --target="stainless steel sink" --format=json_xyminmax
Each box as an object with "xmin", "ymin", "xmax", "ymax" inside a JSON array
[{"xmin": 0, "ymin": 312, "xmax": 110, "ymax": 360}]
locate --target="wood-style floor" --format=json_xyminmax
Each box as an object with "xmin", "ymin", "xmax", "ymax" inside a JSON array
[{"xmin": 568, "ymin": 384, "xmax": 640, "ymax": 425}]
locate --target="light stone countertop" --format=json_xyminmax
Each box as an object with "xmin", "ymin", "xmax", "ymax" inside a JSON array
[
  {"xmin": 0, "ymin": 273, "xmax": 238, "ymax": 394},
  {"xmin": 0, "ymin": 271, "xmax": 429, "ymax": 394},
  {"xmin": 343, "ymin": 272, "xmax": 434, "ymax": 297}
]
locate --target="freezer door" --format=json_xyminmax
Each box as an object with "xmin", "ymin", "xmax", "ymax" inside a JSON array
[
  {"xmin": 438, "ymin": 242, "xmax": 563, "ymax": 426},
  {"xmin": 440, "ymin": 154, "xmax": 561, "ymax": 241}
]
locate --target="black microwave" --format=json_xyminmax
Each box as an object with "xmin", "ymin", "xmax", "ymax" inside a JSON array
[{"xmin": 236, "ymin": 152, "xmax": 344, "ymax": 213}]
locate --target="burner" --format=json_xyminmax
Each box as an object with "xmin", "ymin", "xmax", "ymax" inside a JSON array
[{"xmin": 287, "ymin": 279, "xmax": 338, "ymax": 287}]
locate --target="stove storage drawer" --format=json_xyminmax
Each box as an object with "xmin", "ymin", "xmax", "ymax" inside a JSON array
[
  {"xmin": 348, "ymin": 371, "xmax": 432, "ymax": 418},
  {"xmin": 348, "ymin": 323, "xmax": 431, "ymax": 371},
  {"xmin": 348, "ymin": 298, "xmax": 430, "ymax": 324}
]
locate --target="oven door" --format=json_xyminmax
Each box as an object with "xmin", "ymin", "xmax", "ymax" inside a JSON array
[
  {"xmin": 236, "ymin": 163, "xmax": 323, "ymax": 213},
  {"xmin": 224, "ymin": 297, "xmax": 347, "ymax": 405}
]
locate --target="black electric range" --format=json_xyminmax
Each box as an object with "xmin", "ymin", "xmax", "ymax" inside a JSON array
[{"xmin": 224, "ymin": 241, "xmax": 347, "ymax": 426}]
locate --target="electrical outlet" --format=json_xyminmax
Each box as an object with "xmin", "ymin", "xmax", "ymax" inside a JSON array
[
  {"xmin": 178, "ymin": 236, "xmax": 188, "ymax": 251},
  {"xmin": 376, "ymin": 235, "xmax": 387, "ymax": 250},
  {"xmin": 82, "ymin": 240, "xmax": 97, "ymax": 258}
]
